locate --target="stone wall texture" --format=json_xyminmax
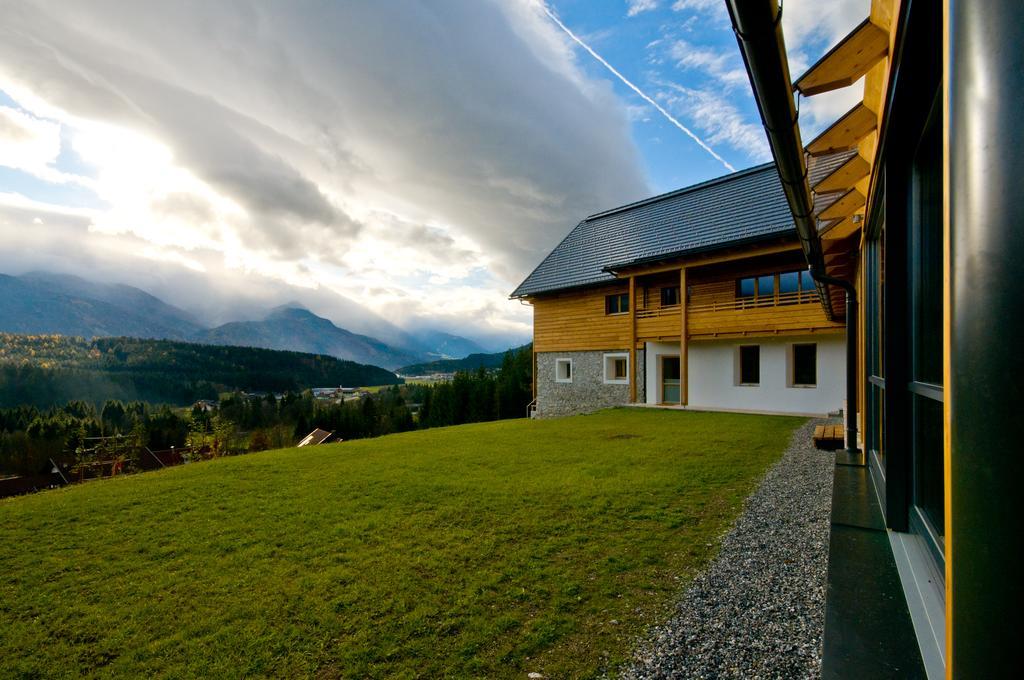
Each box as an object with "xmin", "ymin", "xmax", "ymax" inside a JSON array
[{"xmin": 536, "ymin": 350, "xmax": 644, "ymax": 417}]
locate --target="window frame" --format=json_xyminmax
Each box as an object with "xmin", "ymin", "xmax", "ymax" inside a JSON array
[
  {"xmin": 660, "ymin": 286, "xmax": 680, "ymax": 307},
  {"xmin": 790, "ymin": 342, "xmax": 818, "ymax": 387},
  {"xmin": 554, "ymin": 358, "xmax": 573, "ymax": 384},
  {"xmin": 602, "ymin": 352, "xmax": 629, "ymax": 385},
  {"xmin": 605, "ymin": 292, "xmax": 630, "ymax": 315},
  {"xmin": 736, "ymin": 345, "xmax": 761, "ymax": 386}
]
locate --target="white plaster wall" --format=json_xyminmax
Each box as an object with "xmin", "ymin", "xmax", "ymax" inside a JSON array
[{"xmin": 645, "ymin": 336, "xmax": 845, "ymax": 416}]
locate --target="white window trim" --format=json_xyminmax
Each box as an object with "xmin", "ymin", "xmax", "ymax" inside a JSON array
[
  {"xmin": 603, "ymin": 352, "xmax": 630, "ymax": 385},
  {"xmin": 554, "ymin": 358, "xmax": 573, "ymax": 383},
  {"xmin": 788, "ymin": 342, "xmax": 818, "ymax": 388}
]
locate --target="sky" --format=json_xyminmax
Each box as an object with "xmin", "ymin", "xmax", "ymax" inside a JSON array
[{"xmin": 0, "ymin": 0, "xmax": 867, "ymax": 349}]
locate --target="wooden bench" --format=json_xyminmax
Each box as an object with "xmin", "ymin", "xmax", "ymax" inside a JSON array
[{"xmin": 813, "ymin": 423, "xmax": 844, "ymax": 450}]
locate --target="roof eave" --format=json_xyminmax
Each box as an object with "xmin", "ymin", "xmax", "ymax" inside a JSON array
[{"xmin": 601, "ymin": 230, "xmax": 795, "ymax": 275}]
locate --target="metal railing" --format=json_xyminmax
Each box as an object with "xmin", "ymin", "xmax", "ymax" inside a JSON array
[{"xmin": 527, "ymin": 398, "xmax": 538, "ymax": 419}]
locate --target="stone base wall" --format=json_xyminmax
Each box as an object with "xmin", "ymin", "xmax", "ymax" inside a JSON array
[{"xmin": 536, "ymin": 350, "xmax": 644, "ymax": 418}]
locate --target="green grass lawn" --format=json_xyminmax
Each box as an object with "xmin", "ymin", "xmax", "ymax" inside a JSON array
[{"xmin": 0, "ymin": 409, "xmax": 804, "ymax": 679}]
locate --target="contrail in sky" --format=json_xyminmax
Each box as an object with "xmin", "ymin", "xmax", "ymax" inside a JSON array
[{"xmin": 540, "ymin": 3, "xmax": 736, "ymax": 173}]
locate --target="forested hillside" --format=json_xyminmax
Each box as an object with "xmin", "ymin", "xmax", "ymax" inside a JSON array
[
  {"xmin": 397, "ymin": 344, "xmax": 530, "ymax": 375},
  {"xmin": 0, "ymin": 334, "xmax": 400, "ymax": 408}
]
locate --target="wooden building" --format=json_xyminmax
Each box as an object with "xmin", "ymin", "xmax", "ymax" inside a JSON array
[
  {"xmin": 728, "ymin": 0, "xmax": 1022, "ymax": 676},
  {"xmin": 512, "ymin": 164, "xmax": 846, "ymax": 418}
]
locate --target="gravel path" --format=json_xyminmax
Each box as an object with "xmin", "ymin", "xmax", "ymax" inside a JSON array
[{"xmin": 620, "ymin": 418, "xmax": 834, "ymax": 680}]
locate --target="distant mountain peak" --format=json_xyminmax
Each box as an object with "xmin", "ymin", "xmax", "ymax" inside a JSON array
[
  {"xmin": 270, "ymin": 301, "xmax": 310, "ymax": 313},
  {"xmin": 267, "ymin": 305, "xmax": 319, "ymax": 321}
]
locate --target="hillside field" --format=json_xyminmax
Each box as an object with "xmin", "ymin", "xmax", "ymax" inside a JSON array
[{"xmin": 0, "ymin": 409, "xmax": 804, "ymax": 678}]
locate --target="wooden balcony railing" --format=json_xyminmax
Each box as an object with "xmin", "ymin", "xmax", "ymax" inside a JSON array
[
  {"xmin": 691, "ymin": 290, "xmax": 818, "ymax": 312},
  {"xmin": 636, "ymin": 305, "xmax": 680, "ymax": 319},
  {"xmin": 634, "ymin": 290, "xmax": 818, "ymax": 318}
]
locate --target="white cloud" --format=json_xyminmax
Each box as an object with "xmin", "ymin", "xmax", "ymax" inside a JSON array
[
  {"xmin": 670, "ymin": 0, "xmax": 728, "ymax": 24},
  {"xmin": 658, "ymin": 82, "xmax": 771, "ymax": 161},
  {"xmin": 0, "ymin": 105, "xmax": 92, "ymax": 187},
  {"xmin": 0, "ymin": 0, "xmax": 653, "ymax": 341},
  {"xmin": 627, "ymin": 0, "xmax": 659, "ymax": 17},
  {"xmin": 541, "ymin": 3, "xmax": 735, "ymax": 172},
  {"xmin": 669, "ymin": 39, "xmax": 749, "ymax": 90}
]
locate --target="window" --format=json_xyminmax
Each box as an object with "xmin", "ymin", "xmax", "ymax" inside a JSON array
[
  {"xmin": 738, "ymin": 270, "xmax": 816, "ymax": 305},
  {"xmin": 603, "ymin": 353, "xmax": 629, "ymax": 384},
  {"xmin": 791, "ymin": 343, "xmax": 817, "ymax": 386},
  {"xmin": 909, "ymin": 92, "xmax": 945, "ymax": 548},
  {"xmin": 738, "ymin": 345, "xmax": 760, "ymax": 385},
  {"xmin": 605, "ymin": 293, "xmax": 629, "ymax": 315},
  {"xmin": 660, "ymin": 286, "xmax": 680, "ymax": 307},
  {"xmin": 779, "ymin": 271, "xmax": 800, "ymax": 294},
  {"xmin": 554, "ymin": 358, "xmax": 573, "ymax": 383}
]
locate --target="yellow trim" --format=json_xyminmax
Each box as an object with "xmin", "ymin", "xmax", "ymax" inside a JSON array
[
  {"xmin": 629, "ymin": 275, "xmax": 637, "ymax": 404},
  {"xmin": 941, "ymin": 0, "xmax": 953, "ymax": 675},
  {"xmin": 680, "ymin": 267, "xmax": 688, "ymax": 406}
]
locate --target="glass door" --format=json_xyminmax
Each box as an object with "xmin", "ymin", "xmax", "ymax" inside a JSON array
[{"xmin": 661, "ymin": 356, "xmax": 680, "ymax": 404}]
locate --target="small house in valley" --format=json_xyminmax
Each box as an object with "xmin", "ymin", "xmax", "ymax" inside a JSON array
[
  {"xmin": 512, "ymin": 163, "xmax": 846, "ymax": 418},
  {"xmin": 297, "ymin": 429, "xmax": 335, "ymax": 447}
]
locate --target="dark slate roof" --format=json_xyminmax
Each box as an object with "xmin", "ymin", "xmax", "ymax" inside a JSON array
[{"xmin": 511, "ymin": 162, "xmax": 796, "ymax": 298}]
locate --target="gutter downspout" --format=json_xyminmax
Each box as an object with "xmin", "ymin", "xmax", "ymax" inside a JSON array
[
  {"xmin": 811, "ymin": 266, "xmax": 859, "ymax": 453},
  {"xmin": 725, "ymin": 0, "xmax": 834, "ymax": 320},
  {"xmin": 726, "ymin": 0, "xmax": 859, "ymax": 452}
]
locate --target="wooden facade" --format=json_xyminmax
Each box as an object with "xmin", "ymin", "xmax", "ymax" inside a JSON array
[
  {"xmin": 529, "ymin": 242, "xmax": 843, "ymax": 357},
  {"xmin": 527, "ymin": 238, "xmax": 844, "ymax": 413}
]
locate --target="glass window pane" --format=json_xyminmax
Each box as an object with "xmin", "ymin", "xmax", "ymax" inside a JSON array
[
  {"xmin": 913, "ymin": 394, "xmax": 944, "ymax": 538},
  {"xmin": 662, "ymin": 357, "xmax": 680, "ymax": 403},
  {"xmin": 779, "ymin": 271, "xmax": 800, "ymax": 294},
  {"xmin": 911, "ymin": 107, "xmax": 943, "ymax": 386},
  {"xmin": 740, "ymin": 346, "xmax": 760, "ymax": 384},
  {"xmin": 757, "ymin": 275, "xmax": 775, "ymax": 297},
  {"xmin": 793, "ymin": 344, "xmax": 817, "ymax": 385},
  {"xmin": 619, "ymin": 293, "xmax": 629, "ymax": 313},
  {"xmin": 800, "ymin": 270, "xmax": 815, "ymax": 292},
  {"xmin": 737, "ymin": 278, "xmax": 755, "ymax": 298},
  {"xmin": 661, "ymin": 286, "xmax": 679, "ymax": 306},
  {"xmin": 662, "ymin": 357, "xmax": 680, "ymax": 380}
]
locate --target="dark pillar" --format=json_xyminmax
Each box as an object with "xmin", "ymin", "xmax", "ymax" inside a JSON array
[{"xmin": 949, "ymin": 0, "xmax": 1024, "ymax": 675}]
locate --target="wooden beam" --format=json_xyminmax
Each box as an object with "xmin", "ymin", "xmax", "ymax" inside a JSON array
[
  {"xmin": 818, "ymin": 187, "xmax": 866, "ymax": 221},
  {"xmin": 806, "ymin": 103, "xmax": 877, "ymax": 156},
  {"xmin": 794, "ymin": 18, "xmax": 889, "ymax": 96},
  {"xmin": 680, "ymin": 267, "xmax": 688, "ymax": 406},
  {"xmin": 857, "ymin": 129, "xmax": 879, "ymax": 164},
  {"xmin": 629, "ymin": 275, "xmax": 637, "ymax": 404},
  {"xmin": 819, "ymin": 232, "xmax": 860, "ymax": 256},
  {"xmin": 813, "ymin": 153, "xmax": 871, "ymax": 193},
  {"xmin": 863, "ymin": 57, "xmax": 889, "ymax": 126}
]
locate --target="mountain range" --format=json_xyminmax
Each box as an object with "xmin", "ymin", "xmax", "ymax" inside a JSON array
[
  {"xmin": 0, "ymin": 272, "xmax": 504, "ymax": 370},
  {"xmin": 396, "ymin": 344, "xmax": 531, "ymax": 376}
]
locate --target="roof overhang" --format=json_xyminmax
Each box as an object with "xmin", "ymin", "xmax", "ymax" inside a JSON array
[
  {"xmin": 727, "ymin": 0, "xmax": 899, "ymax": 319},
  {"xmin": 601, "ymin": 231, "xmax": 797, "ymax": 275},
  {"xmin": 793, "ymin": 18, "xmax": 889, "ymax": 96}
]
